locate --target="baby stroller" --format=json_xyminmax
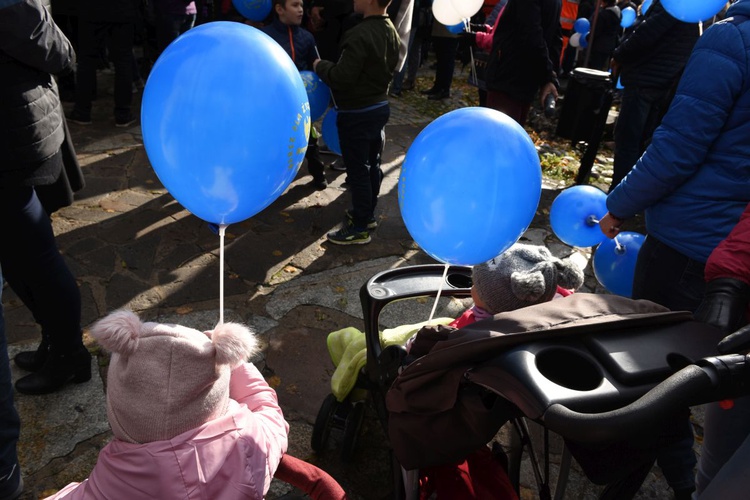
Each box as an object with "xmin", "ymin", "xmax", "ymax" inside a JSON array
[{"xmin": 313, "ymin": 264, "xmax": 741, "ymax": 499}]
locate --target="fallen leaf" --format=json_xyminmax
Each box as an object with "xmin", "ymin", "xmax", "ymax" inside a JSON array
[
  {"xmin": 267, "ymin": 375, "xmax": 281, "ymax": 388},
  {"xmin": 272, "ymin": 250, "xmax": 283, "ymax": 256},
  {"xmin": 176, "ymin": 306, "xmax": 193, "ymax": 314}
]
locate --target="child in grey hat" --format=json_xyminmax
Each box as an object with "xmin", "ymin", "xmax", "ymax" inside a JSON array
[{"xmin": 453, "ymin": 243, "xmax": 584, "ymax": 329}]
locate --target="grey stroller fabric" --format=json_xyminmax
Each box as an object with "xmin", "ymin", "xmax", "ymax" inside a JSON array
[{"xmin": 385, "ymin": 293, "xmax": 720, "ymax": 471}]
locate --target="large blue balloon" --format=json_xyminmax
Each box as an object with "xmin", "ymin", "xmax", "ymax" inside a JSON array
[
  {"xmin": 300, "ymin": 70, "xmax": 330, "ymax": 122},
  {"xmin": 321, "ymin": 108, "xmax": 341, "ymax": 155},
  {"xmin": 142, "ymin": 22, "xmax": 310, "ymax": 225},
  {"xmin": 662, "ymin": 0, "xmax": 726, "ymax": 23},
  {"xmin": 621, "ymin": 7, "xmax": 636, "ymax": 28},
  {"xmin": 232, "ymin": 0, "xmax": 272, "ymax": 21},
  {"xmin": 593, "ymin": 232, "xmax": 645, "ymax": 297},
  {"xmin": 550, "ymin": 185, "xmax": 608, "ymax": 248},
  {"xmin": 398, "ymin": 107, "xmax": 542, "ymax": 265},
  {"xmin": 573, "ymin": 18, "xmax": 590, "ymax": 35}
]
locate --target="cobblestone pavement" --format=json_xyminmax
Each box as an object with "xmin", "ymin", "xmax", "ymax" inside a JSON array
[{"xmin": 3, "ymin": 60, "xmax": 693, "ymax": 500}]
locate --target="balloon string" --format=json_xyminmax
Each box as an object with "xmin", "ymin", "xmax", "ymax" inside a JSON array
[
  {"xmin": 314, "ymin": 45, "xmax": 338, "ymax": 109},
  {"xmin": 699, "ymin": 21, "xmax": 703, "ymax": 37},
  {"xmin": 586, "ymin": 215, "xmax": 600, "ymax": 226},
  {"xmin": 219, "ymin": 224, "xmax": 227, "ymax": 326},
  {"xmin": 428, "ymin": 264, "xmax": 450, "ymax": 324},
  {"xmin": 614, "ymin": 235, "xmax": 624, "ymax": 253}
]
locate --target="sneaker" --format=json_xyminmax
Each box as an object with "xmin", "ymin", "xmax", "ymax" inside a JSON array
[
  {"xmin": 345, "ymin": 209, "xmax": 378, "ymax": 230},
  {"xmin": 327, "ymin": 224, "xmax": 370, "ymax": 245},
  {"xmin": 329, "ymin": 158, "xmax": 347, "ymax": 171},
  {"xmin": 67, "ymin": 109, "xmax": 91, "ymax": 125},
  {"xmin": 0, "ymin": 463, "xmax": 23, "ymax": 500},
  {"xmin": 115, "ymin": 114, "xmax": 137, "ymax": 128}
]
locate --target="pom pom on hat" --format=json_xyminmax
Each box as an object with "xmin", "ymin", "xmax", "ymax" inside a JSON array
[
  {"xmin": 90, "ymin": 310, "xmax": 258, "ymax": 444},
  {"xmin": 472, "ymin": 243, "xmax": 584, "ymax": 314}
]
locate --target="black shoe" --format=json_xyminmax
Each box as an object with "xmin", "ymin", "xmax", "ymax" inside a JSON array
[
  {"xmin": 15, "ymin": 346, "xmax": 92, "ymax": 395},
  {"xmin": 14, "ymin": 340, "xmax": 49, "ymax": 372},
  {"xmin": 0, "ymin": 463, "xmax": 22, "ymax": 500},
  {"xmin": 67, "ymin": 109, "xmax": 92, "ymax": 125},
  {"xmin": 329, "ymin": 158, "xmax": 347, "ymax": 171},
  {"xmin": 115, "ymin": 113, "xmax": 137, "ymax": 128},
  {"xmin": 427, "ymin": 90, "xmax": 450, "ymax": 100},
  {"xmin": 345, "ymin": 209, "xmax": 378, "ymax": 230},
  {"xmin": 420, "ymin": 87, "xmax": 438, "ymax": 95},
  {"xmin": 312, "ymin": 177, "xmax": 328, "ymax": 190}
]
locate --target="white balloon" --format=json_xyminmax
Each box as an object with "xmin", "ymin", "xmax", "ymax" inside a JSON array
[
  {"xmin": 451, "ymin": 0, "xmax": 483, "ymax": 19},
  {"xmin": 569, "ymin": 32, "xmax": 581, "ymax": 48},
  {"xmin": 432, "ymin": 0, "xmax": 463, "ymax": 26}
]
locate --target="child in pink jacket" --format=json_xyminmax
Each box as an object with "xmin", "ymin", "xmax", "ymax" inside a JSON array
[{"xmin": 47, "ymin": 310, "xmax": 289, "ymax": 500}]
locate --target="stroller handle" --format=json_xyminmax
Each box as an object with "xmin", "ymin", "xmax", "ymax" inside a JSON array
[{"xmin": 542, "ymin": 354, "xmax": 750, "ymax": 445}]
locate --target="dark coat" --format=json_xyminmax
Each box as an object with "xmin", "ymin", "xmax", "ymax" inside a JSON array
[
  {"xmin": 483, "ymin": 0, "xmax": 562, "ymax": 102},
  {"xmin": 613, "ymin": 0, "xmax": 699, "ymax": 90},
  {"xmin": 0, "ymin": 0, "xmax": 72, "ymax": 183},
  {"xmin": 262, "ymin": 17, "xmax": 317, "ymax": 71},
  {"xmin": 78, "ymin": 0, "xmax": 139, "ymax": 22}
]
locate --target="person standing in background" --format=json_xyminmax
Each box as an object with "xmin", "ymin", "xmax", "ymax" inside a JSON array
[{"xmin": 153, "ymin": 0, "xmax": 197, "ymax": 55}]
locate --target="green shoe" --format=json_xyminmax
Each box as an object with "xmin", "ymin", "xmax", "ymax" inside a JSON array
[{"xmin": 327, "ymin": 224, "xmax": 371, "ymax": 245}]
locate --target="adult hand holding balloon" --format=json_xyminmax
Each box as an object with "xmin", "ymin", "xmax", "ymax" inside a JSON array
[
  {"xmin": 399, "ymin": 107, "xmax": 542, "ymax": 265},
  {"xmin": 232, "ymin": 0, "xmax": 272, "ymax": 21},
  {"xmin": 593, "ymin": 232, "xmax": 645, "ymax": 297},
  {"xmin": 142, "ymin": 22, "xmax": 310, "ymax": 225},
  {"xmin": 550, "ymin": 185, "xmax": 608, "ymax": 247},
  {"xmin": 300, "ymin": 70, "xmax": 330, "ymax": 122}
]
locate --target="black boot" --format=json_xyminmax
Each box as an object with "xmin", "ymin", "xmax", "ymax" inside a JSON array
[
  {"xmin": 13, "ymin": 339, "xmax": 49, "ymax": 372},
  {"xmin": 694, "ymin": 277, "xmax": 750, "ymax": 334},
  {"xmin": 15, "ymin": 346, "xmax": 92, "ymax": 395}
]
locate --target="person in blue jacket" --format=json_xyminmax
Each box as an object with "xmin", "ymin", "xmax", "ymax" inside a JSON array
[{"xmin": 599, "ymin": 2, "xmax": 750, "ymax": 496}]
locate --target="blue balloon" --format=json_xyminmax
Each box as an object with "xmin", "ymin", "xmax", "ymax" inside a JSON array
[
  {"xmin": 321, "ymin": 108, "xmax": 340, "ymax": 155},
  {"xmin": 642, "ymin": 0, "xmax": 653, "ymax": 14},
  {"xmin": 662, "ymin": 0, "xmax": 726, "ymax": 23},
  {"xmin": 142, "ymin": 22, "xmax": 310, "ymax": 225},
  {"xmin": 593, "ymin": 232, "xmax": 645, "ymax": 297},
  {"xmin": 399, "ymin": 107, "xmax": 542, "ymax": 265},
  {"xmin": 621, "ymin": 6, "xmax": 636, "ymax": 28},
  {"xmin": 550, "ymin": 185, "xmax": 608, "ymax": 248},
  {"xmin": 300, "ymin": 70, "xmax": 330, "ymax": 122},
  {"xmin": 579, "ymin": 33, "xmax": 589, "ymax": 49},
  {"xmin": 232, "ymin": 0, "xmax": 272, "ymax": 21},
  {"xmin": 446, "ymin": 22, "xmax": 465, "ymax": 34},
  {"xmin": 573, "ymin": 18, "xmax": 590, "ymax": 35}
]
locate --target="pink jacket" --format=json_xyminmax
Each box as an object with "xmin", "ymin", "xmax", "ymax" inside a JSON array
[{"xmin": 47, "ymin": 364, "xmax": 289, "ymax": 500}]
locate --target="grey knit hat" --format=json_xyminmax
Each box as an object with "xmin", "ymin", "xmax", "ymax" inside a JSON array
[{"xmin": 472, "ymin": 243, "xmax": 584, "ymax": 314}]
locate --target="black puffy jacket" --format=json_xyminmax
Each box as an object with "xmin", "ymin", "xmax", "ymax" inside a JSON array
[{"xmin": 0, "ymin": 0, "xmax": 73, "ymax": 183}]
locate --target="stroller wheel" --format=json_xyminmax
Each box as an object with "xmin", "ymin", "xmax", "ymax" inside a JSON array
[
  {"xmin": 341, "ymin": 400, "xmax": 366, "ymax": 462},
  {"xmin": 312, "ymin": 393, "xmax": 339, "ymax": 452}
]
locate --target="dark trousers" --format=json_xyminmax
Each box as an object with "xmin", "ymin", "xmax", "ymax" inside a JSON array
[
  {"xmin": 0, "ymin": 271, "xmax": 20, "ymax": 481},
  {"xmin": 631, "ymin": 234, "xmax": 703, "ymax": 492},
  {"xmin": 486, "ymin": 90, "xmax": 531, "ymax": 127},
  {"xmin": 155, "ymin": 13, "xmax": 196, "ymax": 54},
  {"xmin": 337, "ymin": 104, "xmax": 390, "ymax": 229},
  {"xmin": 431, "ymin": 36, "xmax": 459, "ymax": 93},
  {"xmin": 306, "ymin": 132, "xmax": 325, "ymax": 181},
  {"xmin": 610, "ymin": 86, "xmax": 672, "ymax": 191},
  {"xmin": 75, "ymin": 19, "xmax": 135, "ymax": 120},
  {"xmin": 0, "ymin": 187, "xmax": 83, "ymax": 355}
]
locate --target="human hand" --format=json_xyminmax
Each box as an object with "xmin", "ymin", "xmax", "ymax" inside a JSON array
[
  {"xmin": 539, "ymin": 82, "xmax": 558, "ymax": 107},
  {"xmin": 469, "ymin": 23, "xmax": 489, "ymax": 33},
  {"xmin": 599, "ymin": 212, "xmax": 624, "ymax": 239}
]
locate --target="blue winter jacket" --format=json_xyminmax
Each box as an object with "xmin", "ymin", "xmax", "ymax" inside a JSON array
[
  {"xmin": 607, "ymin": 0, "xmax": 750, "ymax": 263},
  {"xmin": 261, "ymin": 18, "xmax": 317, "ymax": 72}
]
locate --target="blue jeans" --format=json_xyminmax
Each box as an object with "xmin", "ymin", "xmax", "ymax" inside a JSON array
[
  {"xmin": 632, "ymin": 235, "xmax": 704, "ymax": 492},
  {"xmin": 0, "ymin": 269, "xmax": 20, "ymax": 479},
  {"xmin": 337, "ymin": 104, "xmax": 390, "ymax": 229},
  {"xmin": 611, "ymin": 86, "xmax": 672, "ymax": 191}
]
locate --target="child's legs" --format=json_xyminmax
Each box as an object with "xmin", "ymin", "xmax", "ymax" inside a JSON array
[{"xmin": 338, "ymin": 106, "xmax": 389, "ymax": 229}]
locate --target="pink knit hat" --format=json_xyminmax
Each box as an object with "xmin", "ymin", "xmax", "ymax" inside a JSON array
[{"xmin": 90, "ymin": 310, "xmax": 258, "ymax": 444}]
